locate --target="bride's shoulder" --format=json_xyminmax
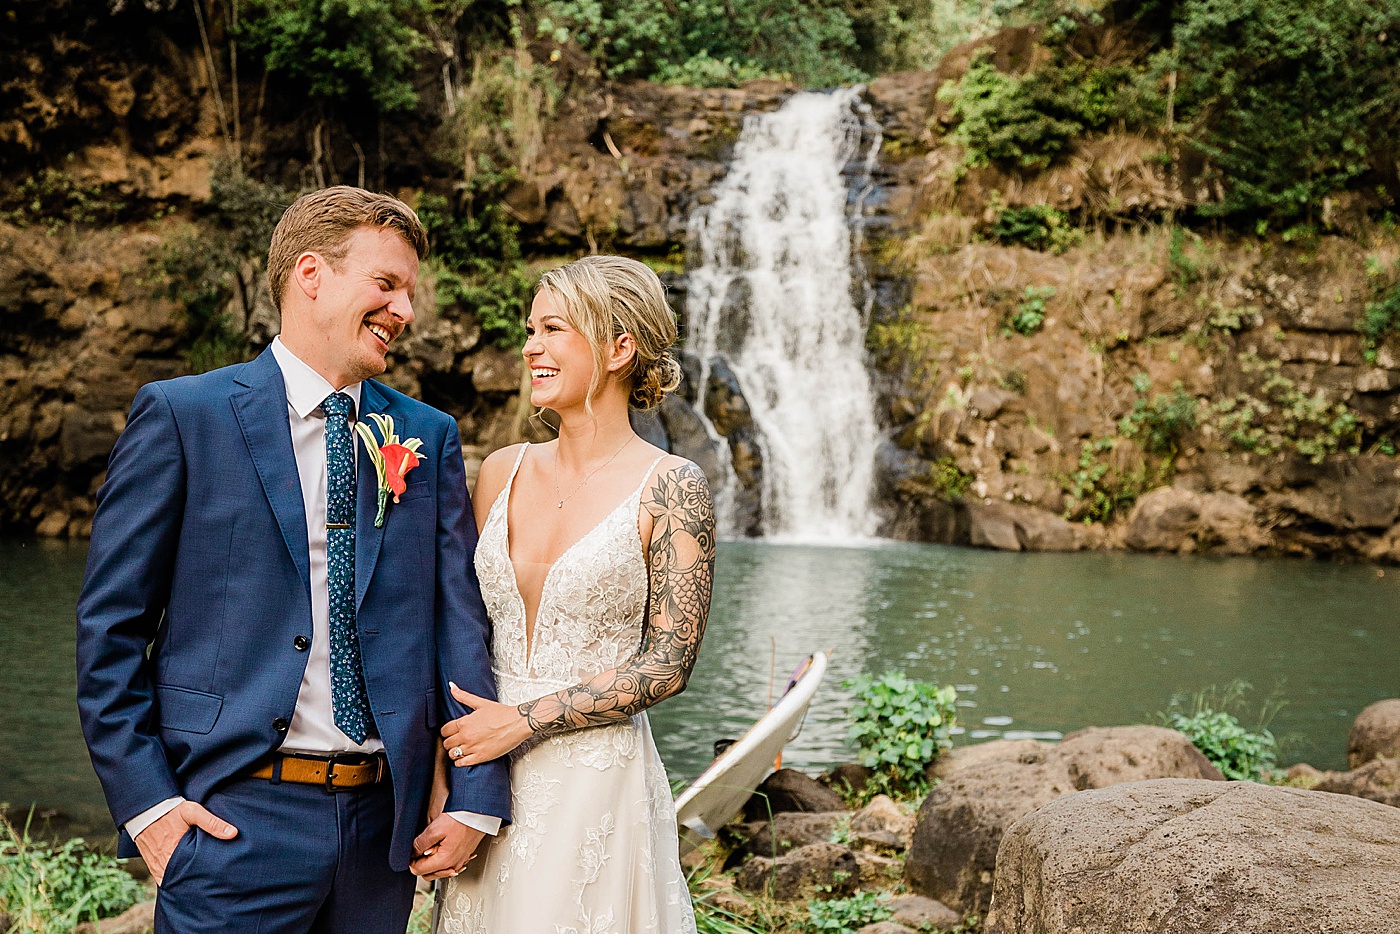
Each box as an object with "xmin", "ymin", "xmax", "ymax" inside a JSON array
[
  {"xmin": 474, "ymin": 443, "xmax": 532, "ymax": 504},
  {"xmin": 639, "ymin": 451, "xmax": 712, "ymax": 507}
]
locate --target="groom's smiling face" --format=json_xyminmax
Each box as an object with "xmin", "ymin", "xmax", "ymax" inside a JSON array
[{"xmin": 290, "ymin": 225, "xmax": 419, "ymax": 388}]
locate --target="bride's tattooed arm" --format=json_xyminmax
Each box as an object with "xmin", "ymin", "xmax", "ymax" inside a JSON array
[{"xmin": 517, "ymin": 462, "xmax": 715, "ymax": 736}]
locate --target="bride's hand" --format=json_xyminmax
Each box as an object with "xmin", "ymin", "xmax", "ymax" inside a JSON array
[{"xmin": 441, "ymin": 682, "xmax": 534, "ymax": 766}]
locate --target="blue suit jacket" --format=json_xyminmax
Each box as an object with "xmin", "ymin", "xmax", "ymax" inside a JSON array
[{"xmin": 76, "ymin": 348, "xmax": 510, "ymax": 870}]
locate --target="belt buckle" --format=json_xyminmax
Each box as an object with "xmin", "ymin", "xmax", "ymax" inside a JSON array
[{"xmin": 323, "ymin": 753, "xmax": 380, "ymax": 793}]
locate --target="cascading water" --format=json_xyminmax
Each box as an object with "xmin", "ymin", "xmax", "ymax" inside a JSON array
[{"xmin": 687, "ymin": 88, "xmax": 882, "ymax": 541}]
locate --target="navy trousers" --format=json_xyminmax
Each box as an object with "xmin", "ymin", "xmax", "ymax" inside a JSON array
[{"xmin": 155, "ymin": 775, "xmax": 417, "ymax": 934}]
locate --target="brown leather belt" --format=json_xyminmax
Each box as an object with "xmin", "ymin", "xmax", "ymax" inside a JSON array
[{"xmin": 250, "ymin": 753, "xmax": 387, "ymax": 791}]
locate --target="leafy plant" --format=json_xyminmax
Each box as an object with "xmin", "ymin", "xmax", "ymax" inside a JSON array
[
  {"xmin": 1360, "ymin": 263, "xmax": 1400, "ymax": 364},
  {"xmin": 1119, "ymin": 376, "xmax": 1197, "ymax": 456},
  {"xmin": 928, "ymin": 457, "xmax": 974, "ymax": 501},
  {"xmin": 539, "ymin": 0, "xmax": 865, "ymax": 87},
  {"xmin": 805, "ymin": 891, "xmax": 892, "ymax": 933},
  {"xmin": 0, "ymin": 168, "xmax": 130, "ymax": 231},
  {"xmin": 1162, "ymin": 682, "xmax": 1280, "ymax": 781},
  {"xmin": 1060, "ymin": 435, "xmax": 1148, "ymax": 523},
  {"xmin": 418, "ymin": 189, "xmax": 533, "ymax": 349},
  {"xmin": 240, "ymin": 0, "xmax": 435, "ymax": 114},
  {"xmin": 845, "ymin": 672, "xmax": 957, "ymax": 799},
  {"xmin": 1206, "ymin": 355, "xmax": 1361, "ymax": 463},
  {"xmin": 0, "ymin": 812, "xmax": 145, "ymax": 932},
  {"xmin": 1006, "ymin": 285, "xmax": 1056, "ymax": 335},
  {"xmin": 986, "ymin": 204, "xmax": 1081, "ymax": 253}
]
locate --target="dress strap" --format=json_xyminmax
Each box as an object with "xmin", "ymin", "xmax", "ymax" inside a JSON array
[
  {"xmin": 490, "ymin": 442, "xmax": 530, "ymax": 512},
  {"xmin": 632, "ymin": 453, "xmax": 670, "ymax": 499}
]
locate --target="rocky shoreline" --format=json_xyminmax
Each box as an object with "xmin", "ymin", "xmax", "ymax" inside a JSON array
[{"xmin": 690, "ymin": 698, "xmax": 1400, "ymax": 933}]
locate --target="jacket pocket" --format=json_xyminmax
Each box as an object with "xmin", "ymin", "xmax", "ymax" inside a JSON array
[{"xmin": 155, "ymin": 685, "xmax": 224, "ymax": 734}]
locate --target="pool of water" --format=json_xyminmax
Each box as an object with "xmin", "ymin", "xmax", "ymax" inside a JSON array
[{"xmin": 3, "ymin": 537, "xmax": 1396, "ymax": 841}]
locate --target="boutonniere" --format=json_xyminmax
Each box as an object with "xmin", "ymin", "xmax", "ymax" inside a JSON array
[{"xmin": 354, "ymin": 414, "xmax": 425, "ymax": 528}]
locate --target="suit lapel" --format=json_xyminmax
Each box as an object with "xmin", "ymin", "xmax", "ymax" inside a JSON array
[
  {"xmin": 355, "ymin": 380, "xmax": 389, "ymax": 612},
  {"xmin": 232, "ymin": 349, "xmax": 312, "ymax": 599}
]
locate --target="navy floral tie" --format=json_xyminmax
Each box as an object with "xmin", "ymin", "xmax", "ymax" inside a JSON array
[{"xmin": 322, "ymin": 392, "xmax": 372, "ymax": 744}]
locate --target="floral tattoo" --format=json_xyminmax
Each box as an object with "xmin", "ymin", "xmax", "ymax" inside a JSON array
[{"xmin": 517, "ymin": 462, "xmax": 716, "ymax": 736}]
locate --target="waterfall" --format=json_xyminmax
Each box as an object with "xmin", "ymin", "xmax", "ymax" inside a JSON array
[{"xmin": 687, "ymin": 88, "xmax": 882, "ymax": 541}]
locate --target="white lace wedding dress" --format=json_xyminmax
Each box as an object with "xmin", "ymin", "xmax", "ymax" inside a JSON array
[{"xmin": 435, "ymin": 444, "xmax": 697, "ymax": 934}]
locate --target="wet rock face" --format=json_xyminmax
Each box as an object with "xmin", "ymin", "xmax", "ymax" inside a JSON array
[{"xmin": 984, "ymin": 779, "xmax": 1400, "ymax": 934}]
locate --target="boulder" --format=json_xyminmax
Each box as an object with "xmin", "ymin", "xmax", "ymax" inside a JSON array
[
  {"xmin": 1124, "ymin": 486, "xmax": 1271, "ymax": 555},
  {"xmin": 931, "ymin": 738, "xmax": 1053, "ymax": 780},
  {"xmin": 742, "ymin": 768, "xmax": 848, "ymax": 820},
  {"xmin": 853, "ymin": 850, "xmax": 904, "ymax": 887},
  {"xmin": 984, "ymin": 779, "xmax": 1400, "ymax": 934},
  {"xmin": 1348, "ymin": 699, "xmax": 1400, "ymax": 769},
  {"xmin": 820, "ymin": 762, "xmax": 875, "ymax": 798},
  {"xmin": 741, "ymin": 811, "xmax": 845, "ymax": 860},
  {"xmin": 906, "ymin": 727, "xmax": 1223, "ymax": 912},
  {"xmin": 74, "ymin": 900, "xmax": 154, "ymax": 933},
  {"xmin": 965, "ymin": 501, "xmax": 1085, "ymax": 552},
  {"xmin": 889, "ymin": 894, "xmax": 962, "ymax": 931},
  {"xmin": 849, "ymin": 794, "xmax": 915, "ymax": 851},
  {"xmin": 735, "ymin": 842, "xmax": 860, "ymax": 901},
  {"xmin": 1314, "ymin": 757, "xmax": 1400, "ymax": 808}
]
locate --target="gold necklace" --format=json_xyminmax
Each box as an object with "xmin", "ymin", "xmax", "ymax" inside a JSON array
[{"xmin": 553, "ymin": 435, "xmax": 635, "ymax": 509}]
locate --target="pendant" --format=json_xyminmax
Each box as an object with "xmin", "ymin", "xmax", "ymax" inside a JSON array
[{"xmin": 557, "ymin": 501, "xmax": 564, "ymax": 508}]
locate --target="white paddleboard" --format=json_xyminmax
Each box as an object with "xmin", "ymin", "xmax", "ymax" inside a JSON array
[{"xmin": 674, "ymin": 651, "xmax": 828, "ymax": 855}]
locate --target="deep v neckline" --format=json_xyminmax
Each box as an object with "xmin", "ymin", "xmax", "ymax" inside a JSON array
[{"xmin": 491, "ymin": 443, "xmax": 663, "ymax": 671}]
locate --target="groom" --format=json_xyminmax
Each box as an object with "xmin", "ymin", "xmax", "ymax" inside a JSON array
[{"xmin": 77, "ymin": 186, "xmax": 509, "ymax": 932}]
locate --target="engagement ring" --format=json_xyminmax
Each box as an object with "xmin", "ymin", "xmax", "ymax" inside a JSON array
[{"xmin": 450, "ymin": 745, "xmax": 464, "ymax": 759}]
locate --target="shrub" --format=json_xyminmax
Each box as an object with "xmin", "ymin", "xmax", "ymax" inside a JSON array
[
  {"xmin": 0, "ymin": 813, "xmax": 145, "ymax": 931},
  {"xmin": 0, "ymin": 168, "xmax": 130, "ymax": 231},
  {"xmin": 1006, "ymin": 285, "xmax": 1056, "ymax": 335},
  {"xmin": 538, "ymin": 0, "xmax": 865, "ymax": 87},
  {"xmin": 1162, "ymin": 683, "xmax": 1280, "ymax": 782},
  {"xmin": 240, "ymin": 0, "xmax": 434, "ymax": 114},
  {"xmin": 805, "ymin": 892, "xmax": 892, "ymax": 933},
  {"xmin": 1171, "ymin": 0, "xmax": 1400, "ymax": 222},
  {"xmin": 1119, "ymin": 376, "xmax": 1198, "ymax": 456},
  {"xmin": 1206, "ymin": 355, "xmax": 1362, "ymax": 463},
  {"xmin": 928, "ymin": 457, "xmax": 974, "ymax": 501},
  {"xmin": 986, "ymin": 204, "xmax": 1082, "ymax": 253},
  {"xmin": 1060, "ymin": 435, "xmax": 1147, "ymax": 523},
  {"xmin": 1360, "ymin": 263, "xmax": 1400, "ymax": 364},
  {"xmin": 845, "ymin": 672, "xmax": 957, "ymax": 799},
  {"xmin": 418, "ymin": 189, "xmax": 533, "ymax": 349}
]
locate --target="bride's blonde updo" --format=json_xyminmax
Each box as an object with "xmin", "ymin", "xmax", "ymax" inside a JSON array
[{"xmin": 535, "ymin": 255, "xmax": 683, "ymax": 410}]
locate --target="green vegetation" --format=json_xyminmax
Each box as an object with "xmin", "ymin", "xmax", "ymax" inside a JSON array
[
  {"xmin": 845, "ymin": 672, "xmax": 957, "ymax": 799},
  {"xmin": 0, "ymin": 813, "xmax": 145, "ymax": 932},
  {"xmin": 1171, "ymin": 0, "xmax": 1400, "ymax": 222},
  {"xmin": 1005, "ymin": 285, "xmax": 1055, "ymax": 335},
  {"xmin": 1119, "ymin": 375, "xmax": 1197, "ymax": 456},
  {"xmin": 1207, "ymin": 355, "xmax": 1361, "ymax": 463},
  {"xmin": 0, "ymin": 168, "xmax": 130, "ymax": 231},
  {"xmin": 155, "ymin": 166, "xmax": 291, "ymax": 373},
  {"xmin": 805, "ymin": 891, "xmax": 891, "ymax": 933},
  {"xmin": 1162, "ymin": 682, "xmax": 1280, "ymax": 782},
  {"xmin": 985, "ymin": 204, "xmax": 1081, "ymax": 253},
  {"xmin": 419, "ymin": 190, "xmax": 533, "ymax": 349},
  {"xmin": 928, "ymin": 456, "xmax": 974, "ymax": 501},
  {"xmin": 1361, "ymin": 262, "xmax": 1400, "ymax": 364},
  {"xmin": 240, "ymin": 0, "xmax": 437, "ymax": 114},
  {"xmin": 1060, "ymin": 436, "xmax": 1145, "ymax": 523},
  {"xmin": 538, "ymin": 0, "xmax": 863, "ymax": 87}
]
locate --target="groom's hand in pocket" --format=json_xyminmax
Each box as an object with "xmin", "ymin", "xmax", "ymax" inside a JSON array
[
  {"xmin": 136, "ymin": 801, "xmax": 239, "ymax": 885},
  {"xmin": 410, "ymin": 815, "xmax": 484, "ymax": 881}
]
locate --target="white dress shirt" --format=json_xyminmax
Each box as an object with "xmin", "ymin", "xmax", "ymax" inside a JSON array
[{"xmin": 127, "ymin": 339, "xmax": 498, "ymax": 840}]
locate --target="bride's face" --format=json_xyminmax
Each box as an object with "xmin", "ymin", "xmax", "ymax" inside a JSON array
[{"xmin": 522, "ymin": 289, "xmax": 597, "ymax": 412}]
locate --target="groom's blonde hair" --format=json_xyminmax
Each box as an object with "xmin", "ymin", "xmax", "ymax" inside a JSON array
[
  {"xmin": 535, "ymin": 255, "xmax": 682, "ymax": 411},
  {"xmin": 266, "ymin": 186, "xmax": 428, "ymax": 308}
]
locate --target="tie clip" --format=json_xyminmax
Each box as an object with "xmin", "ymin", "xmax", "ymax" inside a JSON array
[{"xmin": 326, "ymin": 522, "xmax": 352, "ymax": 530}]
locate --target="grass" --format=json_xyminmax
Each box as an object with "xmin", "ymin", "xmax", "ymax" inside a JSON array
[{"xmin": 0, "ymin": 810, "xmax": 145, "ymax": 932}]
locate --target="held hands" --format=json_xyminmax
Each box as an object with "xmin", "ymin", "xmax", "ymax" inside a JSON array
[
  {"xmin": 135, "ymin": 801, "xmax": 238, "ymax": 885},
  {"xmin": 410, "ymin": 816, "xmax": 485, "ymax": 881},
  {"xmin": 440, "ymin": 682, "xmax": 533, "ymax": 767}
]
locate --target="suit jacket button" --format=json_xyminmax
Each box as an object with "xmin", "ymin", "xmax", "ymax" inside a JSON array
[
  {"xmin": 272, "ymin": 717, "xmax": 289, "ymax": 732},
  {"xmin": 293, "ymin": 635, "xmax": 310, "ymax": 651}
]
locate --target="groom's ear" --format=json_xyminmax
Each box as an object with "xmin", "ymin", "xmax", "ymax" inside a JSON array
[{"xmin": 291, "ymin": 251, "xmax": 324, "ymax": 300}]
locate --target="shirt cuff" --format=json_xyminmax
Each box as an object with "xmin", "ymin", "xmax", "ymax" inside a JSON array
[
  {"xmin": 446, "ymin": 811, "xmax": 502, "ymax": 836},
  {"xmin": 125, "ymin": 796, "xmax": 185, "ymax": 841}
]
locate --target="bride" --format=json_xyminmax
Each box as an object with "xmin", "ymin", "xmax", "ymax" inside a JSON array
[{"xmin": 432, "ymin": 255, "xmax": 712, "ymax": 933}]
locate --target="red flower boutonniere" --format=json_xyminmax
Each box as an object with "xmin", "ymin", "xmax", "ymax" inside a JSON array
[{"xmin": 355, "ymin": 414, "xmax": 425, "ymax": 528}]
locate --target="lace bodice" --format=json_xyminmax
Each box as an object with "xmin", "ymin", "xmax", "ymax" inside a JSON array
[{"xmin": 476, "ymin": 444, "xmax": 664, "ymax": 694}]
